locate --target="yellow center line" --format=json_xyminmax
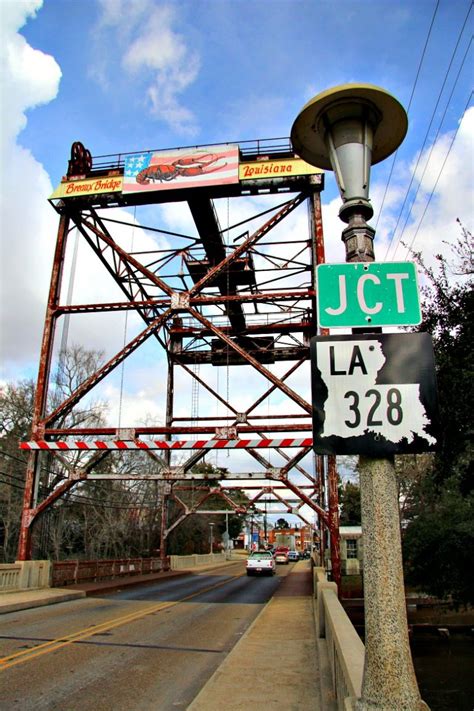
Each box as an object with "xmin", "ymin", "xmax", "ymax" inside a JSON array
[{"xmin": 0, "ymin": 571, "xmax": 246, "ymax": 670}]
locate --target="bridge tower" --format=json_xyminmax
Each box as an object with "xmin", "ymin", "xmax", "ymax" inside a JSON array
[{"xmin": 18, "ymin": 138, "xmax": 340, "ymax": 582}]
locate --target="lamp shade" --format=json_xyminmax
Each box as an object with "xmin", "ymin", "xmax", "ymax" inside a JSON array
[{"xmin": 291, "ymin": 84, "xmax": 408, "ymax": 222}]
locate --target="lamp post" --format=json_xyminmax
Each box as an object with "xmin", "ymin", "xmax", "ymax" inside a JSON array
[
  {"xmin": 292, "ymin": 84, "xmax": 428, "ymax": 711},
  {"xmin": 209, "ymin": 522, "xmax": 214, "ymax": 555}
]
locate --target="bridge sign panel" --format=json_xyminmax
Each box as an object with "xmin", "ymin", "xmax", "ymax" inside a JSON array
[
  {"xmin": 310, "ymin": 333, "xmax": 439, "ymax": 455},
  {"xmin": 316, "ymin": 261, "xmax": 421, "ymax": 328}
]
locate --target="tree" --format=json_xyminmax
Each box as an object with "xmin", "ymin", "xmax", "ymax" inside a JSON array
[
  {"xmin": 166, "ymin": 462, "xmax": 249, "ymax": 555},
  {"xmin": 275, "ymin": 518, "xmax": 290, "ymax": 529},
  {"xmin": 401, "ymin": 225, "xmax": 474, "ymax": 604},
  {"xmin": 0, "ymin": 346, "xmax": 167, "ymax": 562},
  {"xmin": 0, "ymin": 380, "xmax": 36, "ymax": 561},
  {"xmin": 339, "ymin": 481, "xmax": 361, "ymax": 525}
]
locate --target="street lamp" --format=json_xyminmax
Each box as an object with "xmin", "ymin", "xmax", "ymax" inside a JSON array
[
  {"xmin": 209, "ymin": 522, "xmax": 214, "ymax": 555},
  {"xmin": 292, "ymin": 85, "xmax": 427, "ymax": 711},
  {"xmin": 292, "ymin": 83, "xmax": 407, "ymax": 261}
]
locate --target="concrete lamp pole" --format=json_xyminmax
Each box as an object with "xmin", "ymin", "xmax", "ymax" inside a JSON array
[
  {"xmin": 209, "ymin": 522, "xmax": 214, "ymax": 555},
  {"xmin": 292, "ymin": 84, "xmax": 428, "ymax": 711}
]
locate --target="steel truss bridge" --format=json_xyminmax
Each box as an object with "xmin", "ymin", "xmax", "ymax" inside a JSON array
[{"xmin": 18, "ymin": 138, "xmax": 341, "ymax": 581}]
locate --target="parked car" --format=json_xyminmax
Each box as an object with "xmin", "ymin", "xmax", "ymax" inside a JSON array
[
  {"xmin": 246, "ymin": 550, "xmax": 276, "ymax": 576},
  {"xmin": 287, "ymin": 550, "xmax": 300, "ymax": 562},
  {"xmin": 274, "ymin": 548, "xmax": 289, "ymax": 564}
]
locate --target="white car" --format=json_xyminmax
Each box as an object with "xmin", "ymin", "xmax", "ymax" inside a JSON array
[
  {"xmin": 246, "ymin": 550, "xmax": 276, "ymax": 576},
  {"xmin": 274, "ymin": 549, "xmax": 290, "ymax": 564}
]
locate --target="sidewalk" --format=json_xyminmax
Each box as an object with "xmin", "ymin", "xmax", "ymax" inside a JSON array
[{"xmin": 188, "ymin": 560, "xmax": 326, "ymax": 711}]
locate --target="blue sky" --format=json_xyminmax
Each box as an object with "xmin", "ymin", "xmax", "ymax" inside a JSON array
[{"xmin": 0, "ymin": 0, "xmax": 472, "ymax": 513}]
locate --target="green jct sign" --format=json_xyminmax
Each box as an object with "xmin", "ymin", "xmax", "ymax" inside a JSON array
[{"xmin": 316, "ymin": 261, "xmax": 422, "ymax": 328}]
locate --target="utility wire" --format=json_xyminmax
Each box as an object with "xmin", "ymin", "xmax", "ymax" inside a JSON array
[
  {"xmin": 375, "ymin": 0, "xmax": 441, "ymax": 233},
  {"xmin": 0, "ymin": 450, "xmax": 163, "ymax": 509},
  {"xmin": 394, "ymin": 39, "xmax": 473, "ymax": 257},
  {"xmin": 384, "ymin": 3, "xmax": 473, "ymax": 260},
  {"xmin": 401, "ymin": 91, "xmax": 474, "ymax": 257}
]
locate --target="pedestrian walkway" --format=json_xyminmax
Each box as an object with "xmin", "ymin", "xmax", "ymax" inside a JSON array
[{"xmin": 189, "ymin": 560, "xmax": 327, "ymax": 711}]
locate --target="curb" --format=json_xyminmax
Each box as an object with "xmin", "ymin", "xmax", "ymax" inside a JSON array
[
  {"xmin": 1, "ymin": 590, "xmax": 86, "ymax": 614},
  {"xmin": 0, "ymin": 560, "xmax": 239, "ymax": 613}
]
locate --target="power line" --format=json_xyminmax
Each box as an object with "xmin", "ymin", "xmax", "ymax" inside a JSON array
[
  {"xmin": 394, "ymin": 40, "xmax": 473, "ymax": 257},
  {"xmin": 375, "ymin": 0, "xmax": 441, "ymax": 233},
  {"xmin": 401, "ymin": 91, "xmax": 474, "ymax": 257},
  {"xmin": 384, "ymin": 3, "xmax": 473, "ymax": 260}
]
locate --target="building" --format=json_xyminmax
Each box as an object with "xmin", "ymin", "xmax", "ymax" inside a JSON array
[{"xmin": 339, "ymin": 526, "xmax": 363, "ymax": 575}]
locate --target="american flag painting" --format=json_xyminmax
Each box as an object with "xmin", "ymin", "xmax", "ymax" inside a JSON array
[{"xmin": 123, "ymin": 145, "xmax": 239, "ymax": 193}]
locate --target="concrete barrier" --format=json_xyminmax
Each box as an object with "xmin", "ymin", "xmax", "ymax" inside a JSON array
[
  {"xmin": 169, "ymin": 552, "xmax": 227, "ymax": 570},
  {"xmin": 0, "ymin": 563, "xmax": 21, "ymax": 590},
  {"xmin": 313, "ymin": 567, "xmax": 364, "ymax": 710},
  {"xmin": 0, "ymin": 561, "xmax": 51, "ymax": 591}
]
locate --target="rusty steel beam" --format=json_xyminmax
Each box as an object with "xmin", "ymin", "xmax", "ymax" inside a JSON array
[
  {"xmin": 19, "ymin": 144, "xmax": 328, "ymax": 559},
  {"xmin": 279, "ymin": 477, "xmax": 328, "ymax": 524},
  {"xmin": 310, "ymin": 190, "xmax": 342, "ymax": 590},
  {"xmin": 188, "ymin": 197, "xmax": 247, "ymax": 333},
  {"xmin": 327, "ymin": 454, "xmax": 342, "ymax": 593},
  {"xmin": 78, "ymin": 211, "xmax": 174, "ymax": 297},
  {"xmin": 58, "ymin": 290, "xmax": 314, "ymax": 315},
  {"xmin": 42, "ymin": 423, "xmax": 312, "ymax": 437},
  {"xmin": 189, "ymin": 193, "xmax": 307, "ymax": 296},
  {"xmin": 43, "ymin": 308, "xmax": 172, "ymax": 428},
  {"xmin": 18, "ymin": 215, "xmax": 71, "ymax": 561},
  {"xmin": 187, "ymin": 307, "xmax": 312, "ymax": 415}
]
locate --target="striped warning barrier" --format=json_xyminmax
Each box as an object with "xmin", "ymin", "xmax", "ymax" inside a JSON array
[{"xmin": 19, "ymin": 438, "xmax": 314, "ymax": 451}]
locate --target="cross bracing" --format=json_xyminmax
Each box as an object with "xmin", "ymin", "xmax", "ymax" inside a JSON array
[{"xmin": 18, "ymin": 139, "xmax": 340, "ymax": 581}]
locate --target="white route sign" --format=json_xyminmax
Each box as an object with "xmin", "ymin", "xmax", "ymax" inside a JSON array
[{"xmin": 311, "ymin": 333, "xmax": 439, "ymax": 455}]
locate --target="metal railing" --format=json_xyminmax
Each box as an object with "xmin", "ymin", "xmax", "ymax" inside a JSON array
[
  {"xmin": 51, "ymin": 557, "xmax": 168, "ymax": 587},
  {"xmin": 91, "ymin": 137, "xmax": 294, "ymax": 173}
]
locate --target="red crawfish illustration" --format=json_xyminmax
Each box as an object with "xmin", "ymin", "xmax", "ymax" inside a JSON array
[{"xmin": 136, "ymin": 152, "xmax": 226, "ymax": 185}]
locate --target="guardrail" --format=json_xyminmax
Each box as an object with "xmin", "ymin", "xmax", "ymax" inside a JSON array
[
  {"xmin": 313, "ymin": 566, "xmax": 365, "ymax": 711},
  {"xmin": 51, "ymin": 557, "xmax": 167, "ymax": 587},
  {"xmin": 1, "ymin": 553, "xmax": 230, "ymax": 592}
]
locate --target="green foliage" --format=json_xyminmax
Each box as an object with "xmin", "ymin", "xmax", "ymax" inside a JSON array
[
  {"xmin": 339, "ymin": 481, "xmax": 361, "ymax": 525},
  {"xmin": 402, "ymin": 477, "xmax": 474, "ymax": 606},
  {"xmin": 275, "ymin": 517, "xmax": 290, "ymax": 529},
  {"xmin": 410, "ymin": 224, "xmax": 473, "ymax": 491},
  {"xmin": 401, "ymin": 224, "xmax": 474, "ymax": 604},
  {"xmin": 165, "ymin": 461, "xmax": 249, "ymax": 555}
]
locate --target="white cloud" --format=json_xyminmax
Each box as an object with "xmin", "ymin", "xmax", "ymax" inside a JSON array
[
  {"xmin": 320, "ymin": 107, "xmax": 474, "ymax": 277},
  {"xmin": 395, "ymin": 107, "xmax": 474, "ymax": 267},
  {"xmin": 0, "ymin": 0, "xmax": 62, "ymax": 379},
  {"xmin": 92, "ymin": 1, "xmax": 200, "ymax": 135}
]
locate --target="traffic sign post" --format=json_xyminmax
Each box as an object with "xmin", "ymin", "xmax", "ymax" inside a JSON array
[
  {"xmin": 311, "ymin": 333, "xmax": 439, "ymax": 455},
  {"xmin": 316, "ymin": 261, "xmax": 421, "ymax": 328}
]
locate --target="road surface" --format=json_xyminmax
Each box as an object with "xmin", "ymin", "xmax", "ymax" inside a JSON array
[{"xmin": 0, "ymin": 560, "xmax": 293, "ymax": 710}]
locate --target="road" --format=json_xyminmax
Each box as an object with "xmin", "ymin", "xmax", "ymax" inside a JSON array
[{"xmin": 0, "ymin": 560, "xmax": 293, "ymax": 710}]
